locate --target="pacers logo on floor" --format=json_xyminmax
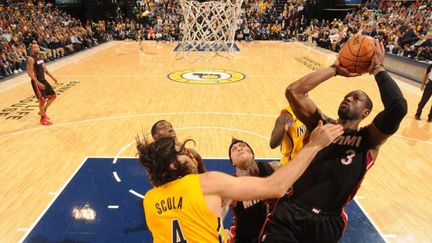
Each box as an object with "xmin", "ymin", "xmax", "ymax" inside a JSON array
[{"xmin": 168, "ymin": 69, "xmax": 245, "ymax": 84}]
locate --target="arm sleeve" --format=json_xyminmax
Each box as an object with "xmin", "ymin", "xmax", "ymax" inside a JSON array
[{"xmin": 372, "ymin": 71, "xmax": 408, "ymax": 134}]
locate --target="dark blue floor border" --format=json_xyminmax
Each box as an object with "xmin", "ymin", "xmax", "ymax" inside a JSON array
[{"xmin": 21, "ymin": 157, "xmax": 385, "ymax": 243}]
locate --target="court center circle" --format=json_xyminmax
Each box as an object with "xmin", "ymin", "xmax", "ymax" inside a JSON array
[{"xmin": 168, "ymin": 69, "xmax": 245, "ymax": 84}]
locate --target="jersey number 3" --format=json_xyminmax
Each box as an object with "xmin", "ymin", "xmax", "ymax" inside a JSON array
[
  {"xmin": 341, "ymin": 149, "xmax": 356, "ymax": 165},
  {"xmin": 172, "ymin": 219, "xmax": 187, "ymax": 243}
]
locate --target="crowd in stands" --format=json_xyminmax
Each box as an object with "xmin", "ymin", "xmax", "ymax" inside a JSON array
[
  {"xmin": 235, "ymin": 0, "xmax": 310, "ymax": 41},
  {"xmin": 307, "ymin": 1, "xmax": 432, "ymax": 61},
  {"xmin": 123, "ymin": 0, "xmax": 431, "ymax": 62},
  {"xmin": 234, "ymin": 0, "xmax": 431, "ymax": 62},
  {"xmin": 0, "ymin": 0, "xmax": 108, "ymax": 80},
  {"xmin": 110, "ymin": 0, "xmax": 182, "ymax": 41},
  {"xmin": 1, "ymin": 0, "xmax": 430, "ymax": 80},
  {"xmin": 111, "ymin": 0, "xmax": 310, "ymax": 42},
  {"xmin": 304, "ymin": 0, "xmax": 432, "ymax": 62}
]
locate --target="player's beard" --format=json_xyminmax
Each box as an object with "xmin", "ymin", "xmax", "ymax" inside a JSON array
[{"xmin": 338, "ymin": 107, "xmax": 360, "ymax": 120}]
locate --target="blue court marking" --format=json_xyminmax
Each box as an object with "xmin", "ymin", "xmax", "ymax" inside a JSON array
[
  {"xmin": 173, "ymin": 43, "xmax": 240, "ymax": 52},
  {"xmin": 22, "ymin": 158, "xmax": 384, "ymax": 243}
]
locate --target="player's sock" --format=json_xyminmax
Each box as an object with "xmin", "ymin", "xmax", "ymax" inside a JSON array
[{"xmin": 38, "ymin": 111, "xmax": 50, "ymax": 120}]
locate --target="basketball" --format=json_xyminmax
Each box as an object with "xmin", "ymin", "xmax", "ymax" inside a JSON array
[{"xmin": 338, "ymin": 35, "xmax": 375, "ymax": 74}]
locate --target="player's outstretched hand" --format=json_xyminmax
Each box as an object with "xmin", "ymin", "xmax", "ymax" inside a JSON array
[
  {"xmin": 308, "ymin": 120, "xmax": 343, "ymax": 148},
  {"xmin": 368, "ymin": 39, "xmax": 385, "ymax": 74},
  {"xmin": 333, "ymin": 57, "xmax": 361, "ymax": 77}
]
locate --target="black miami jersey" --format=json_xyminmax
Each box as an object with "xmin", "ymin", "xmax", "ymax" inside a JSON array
[
  {"xmin": 232, "ymin": 162, "xmax": 274, "ymax": 242},
  {"xmin": 30, "ymin": 54, "xmax": 55, "ymax": 99},
  {"xmin": 260, "ymin": 127, "xmax": 376, "ymax": 243},
  {"xmin": 31, "ymin": 54, "xmax": 46, "ymax": 81},
  {"xmin": 291, "ymin": 127, "xmax": 375, "ymax": 211}
]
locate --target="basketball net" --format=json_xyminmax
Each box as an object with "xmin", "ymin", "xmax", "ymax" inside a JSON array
[{"xmin": 176, "ymin": 0, "xmax": 243, "ymax": 62}]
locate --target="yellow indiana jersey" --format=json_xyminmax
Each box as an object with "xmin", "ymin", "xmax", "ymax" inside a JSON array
[
  {"xmin": 144, "ymin": 174, "xmax": 227, "ymax": 243},
  {"xmin": 280, "ymin": 106, "xmax": 307, "ymax": 165}
]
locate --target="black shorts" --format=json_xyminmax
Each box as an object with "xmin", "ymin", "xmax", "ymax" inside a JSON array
[
  {"xmin": 31, "ymin": 79, "xmax": 55, "ymax": 99},
  {"xmin": 260, "ymin": 198, "xmax": 346, "ymax": 243}
]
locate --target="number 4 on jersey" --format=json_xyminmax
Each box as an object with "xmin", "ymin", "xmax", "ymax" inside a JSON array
[{"xmin": 172, "ymin": 219, "xmax": 187, "ymax": 243}]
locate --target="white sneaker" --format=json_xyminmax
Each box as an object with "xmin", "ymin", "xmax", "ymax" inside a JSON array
[{"xmin": 13, "ymin": 70, "xmax": 18, "ymax": 74}]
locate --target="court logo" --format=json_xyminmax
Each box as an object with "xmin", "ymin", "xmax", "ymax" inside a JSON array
[
  {"xmin": 168, "ymin": 69, "xmax": 245, "ymax": 84},
  {"xmin": 294, "ymin": 56, "xmax": 324, "ymax": 71},
  {"xmin": 0, "ymin": 81, "xmax": 80, "ymax": 120}
]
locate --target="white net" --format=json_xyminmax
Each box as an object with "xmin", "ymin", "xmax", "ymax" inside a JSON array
[{"xmin": 176, "ymin": 0, "xmax": 243, "ymax": 61}]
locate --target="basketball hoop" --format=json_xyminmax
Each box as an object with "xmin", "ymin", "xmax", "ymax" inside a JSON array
[{"xmin": 176, "ymin": 0, "xmax": 243, "ymax": 62}]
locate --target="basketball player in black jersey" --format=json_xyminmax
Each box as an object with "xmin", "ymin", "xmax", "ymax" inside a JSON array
[
  {"xmin": 228, "ymin": 138, "xmax": 280, "ymax": 243},
  {"xmin": 138, "ymin": 121, "xmax": 343, "ymax": 242},
  {"xmin": 260, "ymin": 40, "xmax": 407, "ymax": 242},
  {"xmin": 27, "ymin": 42, "xmax": 58, "ymax": 125}
]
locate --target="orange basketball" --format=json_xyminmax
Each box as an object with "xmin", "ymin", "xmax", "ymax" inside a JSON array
[{"xmin": 338, "ymin": 35, "xmax": 375, "ymax": 74}]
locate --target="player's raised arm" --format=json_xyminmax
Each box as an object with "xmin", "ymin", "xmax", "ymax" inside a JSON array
[
  {"xmin": 366, "ymin": 40, "xmax": 407, "ymax": 157},
  {"xmin": 285, "ymin": 69, "xmax": 331, "ymax": 130},
  {"xmin": 269, "ymin": 112, "xmax": 294, "ymax": 149},
  {"xmin": 286, "ymin": 40, "xmax": 364, "ymax": 130}
]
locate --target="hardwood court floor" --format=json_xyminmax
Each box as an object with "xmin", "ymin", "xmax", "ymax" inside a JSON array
[{"xmin": 0, "ymin": 41, "xmax": 431, "ymax": 242}]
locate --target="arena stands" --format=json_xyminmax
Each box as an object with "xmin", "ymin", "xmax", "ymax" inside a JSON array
[
  {"xmin": 110, "ymin": 0, "xmax": 182, "ymax": 41},
  {"xmin": 0, "ymin": 0, "xmax": 108, "ymax": 80},
  {"xmin": 125, "ymin": 0, "xmax": 313, "ymax": 41},
  {"xmin": 130, "ymin": 0, "xmax": 431, "ymax": 63},
  {"xmin": 300, "ymin": 0, "xmax": 431, "ymax": 62},
  {"xmin": 1, "ymin": 0, "xmax": 430, "ymax": 82}
]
